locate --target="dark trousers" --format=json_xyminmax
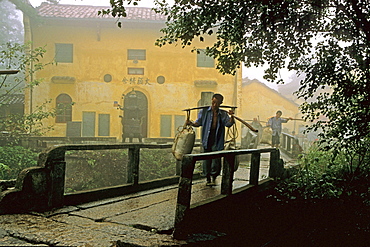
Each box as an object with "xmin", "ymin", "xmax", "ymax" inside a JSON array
[
  {"xmin": 272, "ymin": 133, "xmax": 280, "ymax": 145},
  {"xmin": 203, "ymin": 143, "xmax": 221, "ymax": 180}
]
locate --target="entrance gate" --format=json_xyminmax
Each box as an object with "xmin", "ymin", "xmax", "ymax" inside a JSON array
[{"xmin": 122, "ymin": 90, "xmax": 148, "ymax": 142}]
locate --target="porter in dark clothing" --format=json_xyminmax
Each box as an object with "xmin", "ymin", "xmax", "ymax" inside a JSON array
[{"xmin": 188, "ymin": 94, "xmax": 234, "ymax": 186}]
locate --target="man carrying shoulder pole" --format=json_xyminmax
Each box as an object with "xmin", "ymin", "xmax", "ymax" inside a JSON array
[
  {"xmin": 187, "ymin": 93, "xmax": 235, "ymax": 186},
  {"xmin": 267, "ymin": 110, "xmax": 293, "ymax": 148}
]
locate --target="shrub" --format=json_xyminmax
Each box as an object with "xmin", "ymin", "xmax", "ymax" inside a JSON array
[
  {"xmin": 272, "ymin": 143, "xmax": 370, "ymax": 205},
  {"xmin": 64, "ymin": 150, "xmax": 129, "ymax": 192},
  {"xmin": 0, "ymin": 146, "xmax": 38, "ymax": 180},
  {"xmin": 139, "ymin": 148, "xmax": 176, "ymax": 181},
  {"xmin": 64, "ymin": 148, "xmax": 177, "ymax": 193}
]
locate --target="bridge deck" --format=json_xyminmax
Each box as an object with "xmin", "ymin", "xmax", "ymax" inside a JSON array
[{"xmin": 0, "ymin": 147, "xmax": 295, "ymax": 246}]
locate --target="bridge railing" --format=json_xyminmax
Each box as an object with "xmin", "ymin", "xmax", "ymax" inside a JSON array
[
  {"xmin": 280, "ymin": 133, "xmax": 303, "ymax": 158},
  {"xmin": 0, "ymin": 143, "xmax": 186, "ymax": 214},
  {"xmin": 173, "ymin": 148, "xmax": 283, "ymax": 239}
]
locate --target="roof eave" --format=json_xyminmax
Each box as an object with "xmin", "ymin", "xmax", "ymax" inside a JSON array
[{"xmin": 39, "ymin": 17, "xmax": 166, "ymax": 24}]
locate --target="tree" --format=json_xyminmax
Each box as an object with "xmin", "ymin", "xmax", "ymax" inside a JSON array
[
  {"xmin": 0, "ymin": 42, "xmax": 56, "ymax": 138},
  {"xmin": 0, "ymin": 99, "xmax": 56, "ymax": 138},
  {"xmin": 0, "ymin": 0, "xmax": 24, "ymax": 94},
  {"xmin": 103, "ymin": 0, "xmax": 369, "ymax": 170},
  {"xmin": 0, "ymin": 42, "xmax": 48, "ymax": 94}
]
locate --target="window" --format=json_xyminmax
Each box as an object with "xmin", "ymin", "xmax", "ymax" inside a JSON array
[
  {"xmin": 200, "ymin": 92, "xmax": 214, "ymax": 106},
  {"xmin": 197, "ymin": 49, "xmax": 214, "ymax": 68},
  {"xmin": 82, "ymin": 112, "xmax": 95, "ymax": 137},
  {"xmin": 55, "ymin": 43, "xmax": 73, "ymax": 63},
  {"xmin": 104, "ymin": 74, "xmax": 112, "ymax": 82},
  {"xmin": 128, "ymin": 49, "xmax": 146, "ymax": 60},
  {"xmin": 160, "ymin": 115, "xmax": 172, "ymax": 137},
  {"xmin": 157, "ymin": 76, "xmax": 165, "ymax": 84},
  {"xmin": 174, "ymin": 115, "xmax": 185, "ymax": 136},
  {"xmin": 128, "ymin": 68, "xmax": 144, "ymax": 75},
  {"xmin": 66, "ymin": 122, "xmax": 81, "ymax": 137},
  {"xmin": 98, "ymin": 114, "xmax": 110, "ymax": 136},
  {"xmin": 56, "ymin": 94, "xmax": 72, "ymax": 123},
  {"xmin": 160, "ymin": 115, "xmax": 190, "ymax": 137}
]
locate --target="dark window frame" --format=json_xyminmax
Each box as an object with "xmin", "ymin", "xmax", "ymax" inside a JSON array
[{"xmin": 56, "ymin": 93, "xmax": 72, "ymax": 123}]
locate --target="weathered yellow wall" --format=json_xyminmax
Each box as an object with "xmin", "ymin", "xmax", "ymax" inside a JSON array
[
  {"xmin": 241, "ymin": 80, "xmax": 301, "ymax": 134},
  {"xmin": 26, "ymin": 18, "xmax": 242, "ymax": 140}
]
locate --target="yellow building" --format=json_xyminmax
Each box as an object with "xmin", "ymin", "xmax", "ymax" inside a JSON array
[
  {"xmin": 240, "ymin": 78, "xmax": 301, "ymax": 134},
  {"xmin": 18, "ymin": 3, "xmax": 242, "ymax": 141}
]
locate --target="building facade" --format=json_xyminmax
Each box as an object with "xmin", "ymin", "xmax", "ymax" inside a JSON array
[
  {"xmin": 20, "ymin": 3, "xmax": 242, "ymax": 141},
  {"xmin": 241, "ymin": 78, "xmax": 301, "ymax": 134}
]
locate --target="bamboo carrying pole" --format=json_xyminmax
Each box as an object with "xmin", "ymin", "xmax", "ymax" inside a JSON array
[
  {"xmin": 268, "ymin": 116, "xmax": 305, "ymax": 122},
  {"xmin": 232, "ymin": 115, "xmax": 258, "ymax": 132},
  {"xmin": 183, "ymin": 106, "xmax": 258, "ymax": 132},
  {"xmin": 288, "ymin": 118, "xmax": 305, "ymax": 121}
]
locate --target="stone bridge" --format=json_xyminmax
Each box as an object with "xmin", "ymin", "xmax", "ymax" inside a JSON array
[{"xmin": 0, "ymin": 143, "xmax": 296, "ymax": 246}]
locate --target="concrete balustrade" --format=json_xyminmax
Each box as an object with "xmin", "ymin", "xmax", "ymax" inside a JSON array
[{"xmin": 0, "ymin": 143, "xmax": 181, "ymax": 214}]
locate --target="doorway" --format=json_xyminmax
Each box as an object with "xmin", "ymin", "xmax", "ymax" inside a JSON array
[{"xmin": 122, "ymin": 90, "xmax": 148, "ymax": 142}]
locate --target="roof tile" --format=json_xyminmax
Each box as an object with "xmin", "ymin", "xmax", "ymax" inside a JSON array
[
  {"xmin": 36, "ymin": 3, "xmax": 166, "ymax": 21},
  {"xmin": 0, "ymin": 94, "xmax": 24, "ymax": 105}
]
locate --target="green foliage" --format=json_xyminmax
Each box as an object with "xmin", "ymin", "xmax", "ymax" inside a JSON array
[
  {"xmin": 98, "ymin": 0, "xmax": 140, "ymax": 28},
  {"xmin": 0, "ymin": 146, "xmax": 38, "ymax": 180},
  {"xmin": 139, "ymin": 149, "xmax": 176, "ymax": 181},
  {"xmin": 153, "ymin": 0, "xmax": 369, "ymax": 184},
  {"xmin": 297, "ymin": 37, "xmax": 370, "ymax": 161},
  {"xmin": 153, "ymin": 0, "xmax": 369, "ymax": 156},
  {"xmin": 103, "ymin": 1, "xmax": 370, "ymax": 162},
  {"xmin": 153, "ymin": 0, "xmax": 329, "ymax": 77},
  {"xmin": 0, "ymin": 42, "xmax": 51, "ymax": 93},
  {"xmin": 64, "ymin": 150, "xmax": 129, "ymax": 192},
  {"xmin": 0, "ymin": 146, "xmax": 176, "ymax": 192},
  {"xmin": 272, "ymin": 143, "xmax": 370, "ymax": 205},
  {"xmin": 1, "ymin": 42, "xmax": 56, "ymax": 139},
  {"xmin": 1, "ymin": 100, "xmax": 56, "ymax": 140},
  {"xmin": 64, "ymin": 149, "xmax": 176, "ymax": 193}
]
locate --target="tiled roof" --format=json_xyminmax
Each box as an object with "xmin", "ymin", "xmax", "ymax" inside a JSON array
[
  {"xmin": 0, "ymin": 94, "xmax": 24, "ymax": 105},
  {"xmin": 36, "ymin": 3, "xmax": 166, "ymax": 21}
]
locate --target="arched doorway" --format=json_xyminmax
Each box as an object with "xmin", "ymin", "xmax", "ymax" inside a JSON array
[{"xmin": 122, "ymin": 90, "xmax": 148, "ymax": 142}]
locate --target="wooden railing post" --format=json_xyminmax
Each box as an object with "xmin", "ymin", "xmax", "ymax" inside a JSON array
[
  {"xmin": 127, "ymin": 146, "xmax": 140, "ymax": 185},
  {"xmin": 173, "ymin": 155, "xmax": 195, "ymax": 240},
  {"xmin": 221, "ymin": 154, "xmax": 235, "ymax": 195},
  {"xmin": 281, "ymin": 133, "xmax": 303, "ymax": 158},
  {"xmin": 287, "ymin": 136, "xmax": 291, "ymax": 151},
  {"xmin": 269, "ymin": 149, "xmax": 283, "ymax": 178},
  {"xmin": 249, "ymin": 152, "xmax": 260, "ymax": 185},
  {"xmin": 175, "ymin": 160, "xmax": 181, "ymax": 176}
]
